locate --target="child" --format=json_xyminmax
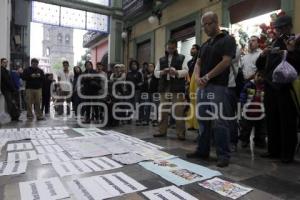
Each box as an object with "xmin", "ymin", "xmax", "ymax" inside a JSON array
[{"xmin": 239, "ymin": 70, "xmax": 266, "ymax": 148}]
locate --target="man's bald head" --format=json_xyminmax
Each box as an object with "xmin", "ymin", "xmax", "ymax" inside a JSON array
[
  {"xmin": 201, "ymin": 11, "xmax": 220, "ymax": 37},
  {"xmin": 201, "ymin": 11, "xmax": 218, "ymax": 24}
]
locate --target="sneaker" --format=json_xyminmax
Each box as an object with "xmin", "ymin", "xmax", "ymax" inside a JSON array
[{"xmin": 216, "ymin": 160, "xmax": 229, "ymax": 168}]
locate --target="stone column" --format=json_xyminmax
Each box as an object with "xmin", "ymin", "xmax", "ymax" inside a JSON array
[{"xmin": 0, "ymin": 0, "xmax": 11, "ymax": 115}]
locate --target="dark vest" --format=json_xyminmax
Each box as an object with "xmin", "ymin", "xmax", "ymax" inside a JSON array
[{"xmin": 159, "ymin": 53, "xmax": 185, "ymax": 93}]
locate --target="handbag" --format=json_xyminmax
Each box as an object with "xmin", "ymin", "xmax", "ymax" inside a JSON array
[{"xmin": 272, "ymin": 50, "xmax": 298, "ymax": 83}]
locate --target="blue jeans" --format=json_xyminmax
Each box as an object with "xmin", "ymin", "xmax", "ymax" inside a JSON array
[{"xmin": 196, "ymin": 84, "xmax": 231, "ymax": 161}]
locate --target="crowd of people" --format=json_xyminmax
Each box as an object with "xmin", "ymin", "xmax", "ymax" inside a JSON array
[{"xmin": 1, "ymin": 12, "xmax": 299, "ymax": 168}]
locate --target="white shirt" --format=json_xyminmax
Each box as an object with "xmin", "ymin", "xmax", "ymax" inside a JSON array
[
  {"xmin": 154, "ymin": 55, "xmax": 188, "ymax": 79},
  {"xmin": 57, "ymin": 70, "xmax": 74, "ymax": 91},
  {"xmin": 240, "ymin": 49, "xmax": 262, "ymax": 80},
  {"xmin": 228, "ymin": 47, "xmax": 242, "ymax": 88}
]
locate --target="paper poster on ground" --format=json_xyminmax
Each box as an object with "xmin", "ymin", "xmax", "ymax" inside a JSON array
[
  {"xmin": 68, "ymin": 172, "xmax": 146, "ymax": 200},
  {"xmin": 19, "ymin": 177, "xmax": 70, "ymax": 200},
  {"xmin": 35, "ymin": 145, "xmax": 64, "ymax": 154},
  {"xmin": 112, "ymin": 152, "xmax": 147, "ymax": 164},
  {"xmin": 31, "ymin": 139, "xmax": 56, "ymax": 146},
  {"xmin": 7, "ymin": 151, "xmax": 38, "ymax": 162},
  {"xmin": 143, "ymin": 185, "xmax": 198, "ymax": 200},
  {"xmin": 199, "ymin": 177, "xmax": 253, "ymax": 199},
  {"xmin": 52, "ymin": 157, "xmax": 122, "ymax": 177},
  {"xmin": 7, "ymin": 143, "xmax": 33, "ymax": 151},
  {"xmin": 38, "ymin": 152, "xmax": 72, "ymax": 164},
  {"xmin": 0, "ymin": 161, "xmax": 27, "ymax": 176},
  {"xmin": 139, "ymin": 158, "xmax": 222, "ymax": 186}
]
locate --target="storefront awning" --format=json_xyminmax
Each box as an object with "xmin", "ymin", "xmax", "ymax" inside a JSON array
[{"xmin": 229, "ymin": 0, "xmax": 281, "ymax": 24}]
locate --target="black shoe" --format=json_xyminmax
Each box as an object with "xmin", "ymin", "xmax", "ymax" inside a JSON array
[
  {"xmin": 11, "ymin": 118, "xmax": 21, "ymax": 122},
  {"xmin": 153, "ymin": 133, "xmax": 167, "ymax": 137},
  {"xmin": 241, "ymin": 141, "xmax": 249, "ymax": 148},
  {"xmin": 255, "ymin": 142, "xmax": 266, "ymax": 149},
  {"xmin": 136, "ymin": 121, "xmax": 141, "ymax": 126},
  {"xmin": 37, "ymin": 117, "xmax": 45, "ymax": 121},
  {"xmin": 152, "ymin": 121, "xmax": 159, "ymax": 127},
  {"xmin": 186, "ymin": 152, "xmax": 209, "ymax": 160},
  {"xmin": 82, "ymin": 119, "xmax": 91, "ymax": 124},
  {"xmin": 217, "ymin": 160, "xmax": 229, "ymax": 168},
  {"xmin": 142, "ymin": 121, "xmax": 149, "ymax": 126},
  {"xmin": 281, "ymin": 158, "xmax": 294, "ymax": 164},
  {"xmin": 260, "ymin": 152, "xmax": 279, "ymax": 159},
  {"xmin": 230, "ymin": 144, "xmax": 238, "ymax": 153}
]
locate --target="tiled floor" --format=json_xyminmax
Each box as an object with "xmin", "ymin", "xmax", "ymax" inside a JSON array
[{"xmin": 0, "ymin": 115, "xmax": 299, "ymax": 200}]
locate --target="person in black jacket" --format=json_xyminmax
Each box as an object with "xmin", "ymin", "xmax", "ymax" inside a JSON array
[
  {"xmin": 81, "ymin": 61, "xmax": 101, "ymax": 124},
  {"xmin": 140, "ymin": 63, "xmax": 159, "ymax": 126},
  {"xmin": 42, "ymin": 73, "xmax": 54, "ymax": 116},
  {"xmin": 126, "ymin": 60, "xmax": 143, "ymax": 126},
  {"xmin": 256, "ymin": 15, "xmax": 300, "ymax": 163},
  {"xmin": 72, "ymin": 66, "xmax": 82, "ymax": 117},
  {"xmin": 21, "ymin": 58, "xmax": 45, "ymax": 120},
  {"xmin": 1, "ymin": 58, "xmax": 20, "ymax": 121}
]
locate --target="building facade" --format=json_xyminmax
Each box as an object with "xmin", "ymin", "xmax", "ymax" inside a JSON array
[
  {"xmin": 43, "ymin": 25, "xmax": 74, "ymax": 71},
  {"xmin": 122, "ymin": 0, "xmax": 300, "ymax": 66}
]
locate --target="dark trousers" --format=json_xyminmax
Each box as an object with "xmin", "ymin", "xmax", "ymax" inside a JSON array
[
  {"xmin": 72, "ymin": 92, "xmax": 82, "ymax": 116},
  {"xmin": 239, "ymin": 118, "xmax": 266, "ymax": 144},
  {"xmin": 228, "ymin": 87, "xmax": 239, "ymax": 145},
  {"xmin": 3, "ymin": 91, "xmax": 20, "ymax": 120},
  {"xmin": 42, "ymin": 95, "xmax": 51, "ymax": 114},
  {"xmin": 56, "ymin": 91, "xmax": 71, "ymax": 115},
  {"xmin": 140, "ymin": 93, "xmax": 159, "ymax": 122},
  {"xmin": 264, "ymin": 85, "xmax": 298, "ymax": 161},
  {"xmin": 196, "ymin": 84, "xmax": 232, "ymax": 161}
]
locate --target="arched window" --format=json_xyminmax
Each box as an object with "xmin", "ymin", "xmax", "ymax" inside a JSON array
[
  {"xmin": 46, "ymin": 47, "xmax": 50, "ymax": 56},
  {"xmin": 57, "ymin": 33, "xmax": 62, "ymax": 42},
  {"xmin": 45, "ymin": 30, "xmax": 50, "ymax": 40},
  {"xmin": 65, "ymin": 34, "xmax": 70, "ymax": 44}
]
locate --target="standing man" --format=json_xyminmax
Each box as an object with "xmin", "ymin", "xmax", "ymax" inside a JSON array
[
  {"xmin": 154, "ymin": 39, "xmax": 188, "ymax": 140},
  {"xmin": 56, "ymin": 61, "xmax": 73, "ymax": 116},
  {"xmin": 1, "ymin": 58, "xmax": 21, "ymax": 121},
  {"xmin": 256, "ymin": 15, "xmax": 300, "ymax": 163},
  {"xmin": 21, "ymin": 58, "xmax": 45, "ymax": 120},
  {"xmin": 186, "ymin": 12, "xmax": 236, "ymax": 167},
  {"xmin": 240, "ymin": 36, "xmax": 262, "ymax": 81}
]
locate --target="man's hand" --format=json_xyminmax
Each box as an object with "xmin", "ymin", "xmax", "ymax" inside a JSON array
[
  {"xmin": 169, "ymin": 67, "xmax": 177, "ymax": 77},
  {"xmin": 161, "ymin": 68, "xmax": 170, "ymax": 76},
  {"xmin": 196, "ymin": 77, "xmax": 207, "ymax": 88}
]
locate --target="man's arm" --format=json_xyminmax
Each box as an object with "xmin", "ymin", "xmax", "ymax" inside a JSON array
[
  {"xmin": 206, "ymin": 55, "xmax": 232, "ymax": 79},
  {"xmin": 194, "ymin": 58, "xmax": 202, "ymax": 86},
  {"xmin": 154, "ymin": 60, "xmax": 161, "ymax": 78}
]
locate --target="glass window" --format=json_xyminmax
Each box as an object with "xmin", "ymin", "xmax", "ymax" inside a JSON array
[
  {"xmin": 65, "ymin": 34, "xmax": 70, "ymax": 44},
  {"xmin": 86, "ymin": 12, "xmax": 109, "ymax": 32},
  {"xmin": 57, "ymin": 33, "xmax": 62, "ymax": 42},
  {"xmin": 46, "ymin": 47, "xmax": 50, "ymax": 56},
  {"xmin": 32, "ymin": 1, "xmax": 60, "ymax": 26},
  {"xmin": 61, "ymin": 7, "xmax": 86, "ymax": 29},
  {"xmin": 83, "ymin": 0, "xmax": 109, "ymax": 6}
]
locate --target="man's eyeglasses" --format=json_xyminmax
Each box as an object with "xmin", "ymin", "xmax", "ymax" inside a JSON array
[{"xmin": 202, "ymin": 21, "xmax": 215, "ymax": 27}]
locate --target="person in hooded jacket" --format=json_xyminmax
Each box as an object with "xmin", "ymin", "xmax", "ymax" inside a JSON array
[{"xmin": 126, "ymin": 60, "xmax": 143, "ymax": 126}]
